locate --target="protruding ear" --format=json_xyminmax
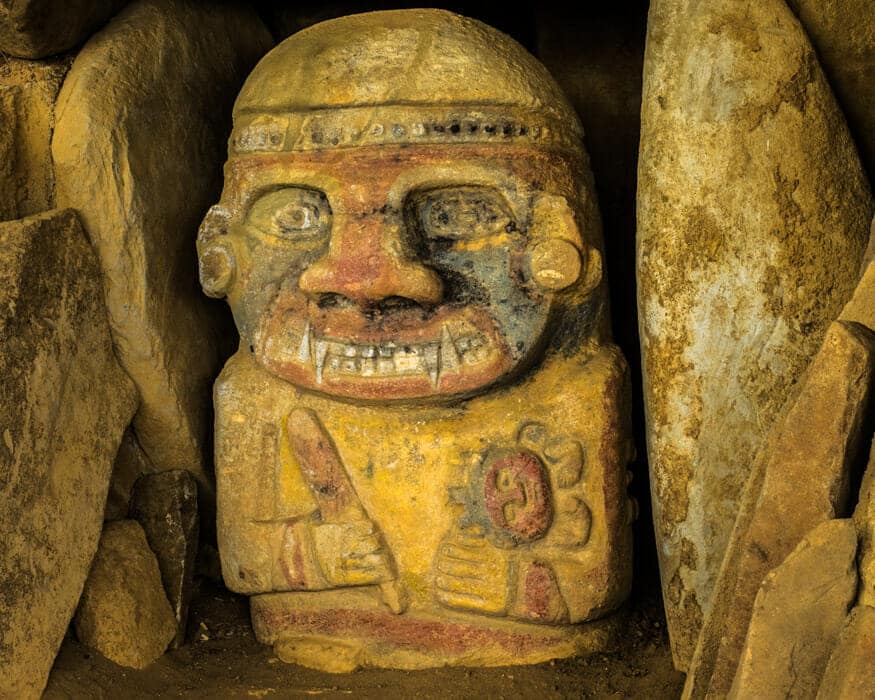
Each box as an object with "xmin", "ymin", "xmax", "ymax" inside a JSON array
[
  {"xmin": 197, "ymin": 204, "xmax": 231, "ymax": 242},
  {"xmin": 197, "ymin": 205, "xmax": 236, "ymax": 298},
  {"xmin": 527, "ymin": 194, "xmax": 601, "ymax": 295}
]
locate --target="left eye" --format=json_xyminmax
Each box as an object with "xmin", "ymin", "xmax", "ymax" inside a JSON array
[{"xmin": 245, "ymin": 187, "xmax": 332, "ymax": 239}]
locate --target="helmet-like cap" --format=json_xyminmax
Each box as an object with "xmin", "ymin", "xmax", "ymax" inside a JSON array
[{"xmin": 230, "ymin": 9, "xmax": 583, "ymax": 156}]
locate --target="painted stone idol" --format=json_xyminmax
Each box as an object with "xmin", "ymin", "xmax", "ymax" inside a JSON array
[{"xmin": 198, "ymin": 9, "xmax": 634, "ymax": 671}]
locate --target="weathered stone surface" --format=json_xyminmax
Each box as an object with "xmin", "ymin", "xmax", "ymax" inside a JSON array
[
  {"xmin": 129, "ymin": 470, "xmax": 199, "ymax": 648},
  {"xmin": 0, "ymin": 210, "xmax": 137, "ymax": 698},
  {"xmin": 728, "ymin": 519, "xmax": 858, "ymax": 700},
  {"xmin": 638, "ymin": 0, "xmax": 873, "ymax": 668},
  {"xmin": 0, "ymin": 56, "xmax": 70, "ymax": 221},
  {"xmin": 684, "ymin": 321, "xmax": 875, "ymax": 699},
  {"xmin": 52, "ymin": 0, "xmax": 272, "ymax": 494},
  {"xmin": 817, "ymin": 605, "xmax": 875, "ymax": 700},
  {"xmin": 787, "ymin": 0, "xmax": 875, "ymax": 182},
  {"xmin": 854, "ymin": 439, "xmax": 875, "ymax": 608},
  {"xmin": 75, "ymin": 520, "xmax": 175, "ymax": 669},
  {"xmin": 0, "ymin": 0, "xmax": 127, "ymax": 58},
  {"xmin": 103, "ymin": 426, "xmax": 154, "ymax": 521}
]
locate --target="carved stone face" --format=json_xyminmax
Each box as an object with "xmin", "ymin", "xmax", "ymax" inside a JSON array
[{"xmin": 201, "ymin": 142, "xmax": 599, "ymax": 401}]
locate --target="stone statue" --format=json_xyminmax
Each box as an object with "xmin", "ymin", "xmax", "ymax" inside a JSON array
[{"xmin": 197, "ymin": 9, "xmax": 634, "ymax": 671}]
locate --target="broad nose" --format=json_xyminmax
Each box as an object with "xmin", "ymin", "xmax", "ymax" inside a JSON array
[{"xmin": 298, "ymin": 216, "xmax": 444, "ymax": 308}]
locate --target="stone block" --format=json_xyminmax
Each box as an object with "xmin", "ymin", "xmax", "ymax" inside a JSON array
[
  {"xmin": 129, "ymin": 470, "xmax": 199, "ymax": 648},
  {"xmin": 638, "ymin": 0, "xmax": 873, "ymax": 668},
  {"xmin": 74, "ymin": 520, "xmax": 176, "ymax": 669},
  {"xmin": 52, "ymin": 0, "xmax": 273, "ymax": 493},
  {"xmin": 0, "ymin": 0, "xmax": 127, "ymax": 58},
  {"xmin": 854, "ymin": 439, "xmax": 875, "ymax": 607},
  {"xmin": 0, "ymin": 210, "xmax": 137, "ymax": 698},
  {"xmin": 0, "ymin": 55, "xmax": 70, "ymax": 221},
  {"xmin": 684, "ymin": 321, "xmax": 875, "ymax": 698},
  {"xmin": 817, "ymin": 605, "xmax": 875, "ymax": 700},
  {"xmin": 729, "ymin": 519, "xmax": 858, "ymax": 700}
]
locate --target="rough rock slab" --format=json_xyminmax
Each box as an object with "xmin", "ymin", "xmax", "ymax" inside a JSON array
[
  {"xmin": 103, "ymin": 426, "xmax": 154, "ymax": 521},
  {"xmin": 75, "ymin": 520, "xmax": 176, "ymax": 669},
  {"xmin": 0, "ymin": 0, "xmax": 127, "ymax": 58},
  {"xmin": 638, "ymin": 0, "xmax": 873, "ymax": 668},
  {"xmin": 52, "ymin": 0, "xmax": 272, "ymax": 495},
  {"xmin": 0, "ymin": 210, "xmax": 137, "ymax": 699},
  {"xmin": 684, "ymin": 321, "xmax": 875, "ymax": 699},
  {"xmin": 728, "ymin": 519, "xmax": 858, "ymax": 699},
  {"xmin": 129, "ymin": 470, "xmax": 199, "ymax": 648},
  {"xmin": 0, "ymin": 55, "xmax": 71, "ymax": 221},
  {"xmin": 816, "ymin": 605, "xmax": 875, "ymax": 700},
  {"xmin": 787, "ymin": 0, "xmax": 875, "ymax": 183},
  {"xmin": 854, "ymin": 439, "xmax": 875, "ymax": 607}
]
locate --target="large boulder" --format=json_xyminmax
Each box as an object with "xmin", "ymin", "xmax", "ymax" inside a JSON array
[
  {"xmin": 817, "ymin": 605, "xmax": 875, "ymax": 700},
  {"xmin": 74, "ymin": 520, "xmax": 176, "ymax": 669},
  {"xmin": 0, "ymin": 0, "xmax": 127, "ymax": 58},
  {"xmin": 0, "ymin": 210, "xmax": 137, "ymax": 698},
  {"xmin": 52, "ymin": 0, "xmax": 272, "ymax": 496},
  {"xmin": 638, "ymin": 0, "xmax": 873, "ymax": 668}
]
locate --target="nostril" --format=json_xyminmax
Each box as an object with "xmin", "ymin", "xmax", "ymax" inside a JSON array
[
  {"xmin": 315, "ymin": 292, "xmax": 355, "ymax": 310},
  {"xmin": 376, "ymin": 296, "xmax": 422, "ymax": 313}
]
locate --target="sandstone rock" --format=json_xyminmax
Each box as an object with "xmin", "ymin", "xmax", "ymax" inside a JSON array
[
  {"xmin": 728, "ymin": 519, "xmax": 858, "ymax": 700},
  {"xmin": 854, "ymin": 439, "xmax": 875, "ymax": 608},
  {"xmin": 75, "ymin": 520, "xmax": 176, "ymax": 669},
  {"xmin": 52, "ymin": 0, "xmax": 272, "ymax": 494},
  {"xmin": 103, "ymin": 426, "xmax": 154, "ymax": 521},
  {"xmin": 684, "ymin": 321, "xmax": 875, "ymax": 699},
  {"xmin": 638, "ymin": 0, "xmax": 873, "ymax": 668},
  {"xmin": 129, "ymin": 470, "xmax": 199, "ymax": 648},
  {"xmin": 817, "ymin": 605, "xmax": 875, "ymax": 700},
  {"xmin": 0, "ymin": 210, "xmax": 137, "ymax": 698},
  {"xmin": 0, "ymin": 55, "xmax": 70, "ymax": 221},
  {"xmin": 787, "ymin": 0, "xmax": 875, "ymax": 182},
  {"xmin": 0, "ymin": 0, "xmax": 127, "ymax": 58}
]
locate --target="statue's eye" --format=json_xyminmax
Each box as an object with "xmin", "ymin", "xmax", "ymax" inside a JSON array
[
  {"xmin": 246, "ymin": 187, "xmax": 331, "ymax": 239},
  {"xmin": 412, "ymin": 187, "xmax": 512, "ymax": 240}
]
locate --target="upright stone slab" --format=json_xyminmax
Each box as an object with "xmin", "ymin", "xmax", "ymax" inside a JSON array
[
  {"xmin": 74, "ymin": 520, "xmax": 176, "ymax": 669},
  {"xmin": 52, "ymin": 0, "xmax": 272, "ymax": 492},
  {"xmin": 0, "ymin": 55, "xmax": 70, "ymax": 221},
  {"xmin": 787, "ymin": 0, "xmax": 875, "ymax": 181},
  {"xmin": 817, "ymin": 606, "xmax": 875, "ymax": 700},
  {"xmin": 638, "ymin": 0, "xmax": 873, "ymax": 668},
  {"xmin": 854, "ymin": 440, "xmax": 875, "ymax": 607},
  {"xmin": 684, "ymin": 321, "xmax": 875, "ymax": 699},
  {"xmin": 0, "ymin": 0, "xmax": 127, "ymax": 58},
  {"xmin": 728, "ymin": 520, "xmax": 858, "ymax": 700},
  {"xmin": 0, "ymin": 210, "xmax": 137, "ymax": 699}
]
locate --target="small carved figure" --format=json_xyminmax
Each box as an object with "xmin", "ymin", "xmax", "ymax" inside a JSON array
[{"xmin": 198, "ymin": 9, "xmax": 634, "ymax": 670}]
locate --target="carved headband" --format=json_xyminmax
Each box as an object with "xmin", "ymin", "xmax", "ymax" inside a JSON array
[{"xmin": 230, "ymin": 105, "xmax": 583, "ymax": 156}]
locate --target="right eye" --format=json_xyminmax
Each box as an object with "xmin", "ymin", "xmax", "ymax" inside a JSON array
[{"xmin": 245, "ymin": 187, "xmax": 331, "ymax": 239}]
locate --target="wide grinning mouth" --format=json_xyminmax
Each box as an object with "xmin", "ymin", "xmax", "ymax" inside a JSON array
[{"xmin": 255, "ymin": 303, "xmax": 512, "ymax": 399}]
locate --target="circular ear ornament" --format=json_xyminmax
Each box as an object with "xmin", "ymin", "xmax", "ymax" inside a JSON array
[
  {"xmin": 530, "ymin": 239, "xmax": 582, "ymax": 290},
  {"xmin": 199, "ymin": 242, "xmax": 235, "ymax": 298}
]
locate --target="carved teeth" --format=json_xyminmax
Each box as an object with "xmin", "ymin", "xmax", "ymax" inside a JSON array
[
  {"xmin": 422, "ymin": 343, "xmax": 439, "ymax": 388},
  {"xmin": 298, "ymin": 321, "xmax": 311, "ymax": 362},
  {"xmin": 440, "ymin": 325, "xmax": 459, "ymax": 372},
  {"xmin": 314, "ymin": 340, "xmax": 328, "ymax": 383},
  {"xmin": 288, "ymin": 322, "xmax": 488, "ymax": 385}
]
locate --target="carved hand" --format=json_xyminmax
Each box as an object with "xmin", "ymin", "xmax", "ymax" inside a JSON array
[
  {"xmin": 312, "ymin": 517, "xmax": 395, "ymax": 587},
  {"xmin": 434, "ymin": 528, "xmax": 512, "ymax": 615}
]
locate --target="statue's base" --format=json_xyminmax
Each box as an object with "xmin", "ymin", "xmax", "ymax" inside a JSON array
[{"xmin": 250, "ymin": 588, "xmax": 622, "ymax": 672}]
